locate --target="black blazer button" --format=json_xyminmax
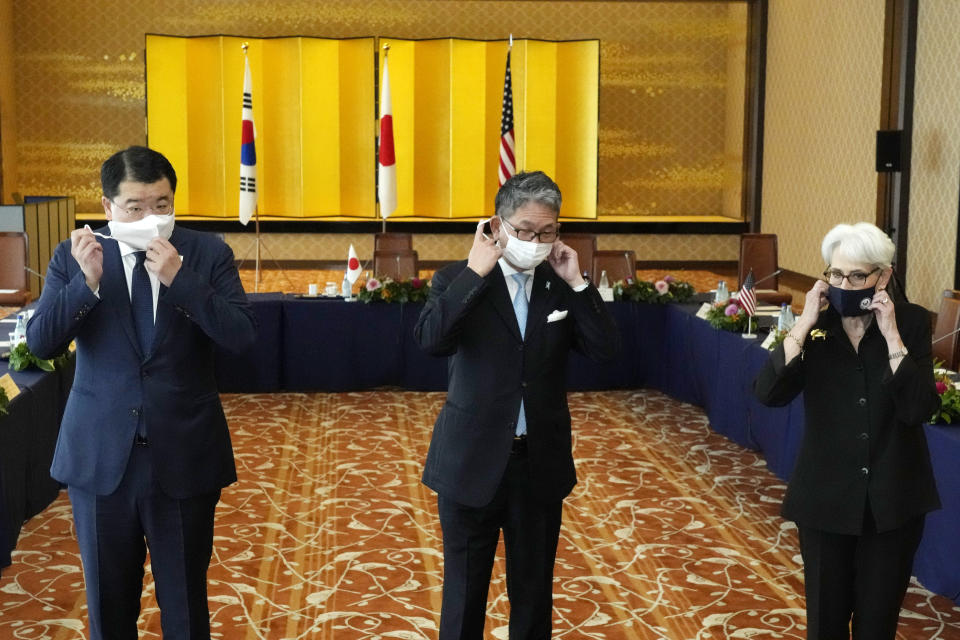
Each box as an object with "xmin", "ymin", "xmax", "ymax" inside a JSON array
[
  {"xmin": 857, "ymin": 397, "xmax": 867, "ymax": 407},
  {"xmin": 131, "ymin": 407, "xmax": 141, "ymax": 417},
  {"xmin": 860, "ymin": 467, "xmax": 869, "ymax": 476},
  {"xmin": 859, "ymin": 432, "xmax": 868, "ymax": 440}
]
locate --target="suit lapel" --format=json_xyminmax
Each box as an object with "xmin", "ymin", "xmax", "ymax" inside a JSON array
[
  {"xmin": 486, "ymin": 264, "xmax": 523, "ymax": 342},
  {"xmin": 99, "ymin": 237, "xmax": 144, "ymax": 358},
  {"xmin": 524, "ymin": 263, "xmax": 557, "ymax": 344}
]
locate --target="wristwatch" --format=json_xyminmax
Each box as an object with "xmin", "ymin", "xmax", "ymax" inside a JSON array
[{"xmin": 888, "ymin": 346, "xmax": 909, "ymax": 360}]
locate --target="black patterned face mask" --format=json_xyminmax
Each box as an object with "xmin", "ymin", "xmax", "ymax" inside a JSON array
[{"xmin": 827, "ymin": 285, "xmax": 875, "ymax": 317}]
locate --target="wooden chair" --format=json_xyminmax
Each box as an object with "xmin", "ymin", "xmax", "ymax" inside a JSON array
[
  {"xmin": 559, "ymin": 233, "xmax": 597, "ymax": 282},
  {"xmin": 933, "ymin": 290, "xmax": 960, "ymax": 371},
  {"xmin": 0, "ymin": 232, "xmax": 33, "ymax": 306},
  {"xmin": 592, "ymin": 250, "xmax": 636, "ymax": 284},
  {"xmin": 374, "ymin": 232, "xmax": 413, "ymax": 252},
  {"xmin": 739, "ymin": 233, "xmax": 792, "ymax": 306},
  {"xmin": 374, "ymin": 249, "xmax": 419, "ymax": 281}
]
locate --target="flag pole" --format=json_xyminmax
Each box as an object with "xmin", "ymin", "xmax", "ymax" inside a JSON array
[
  {"xmin": 381, "ymin": 42, "xmax": 389, "ymax": 235},
  {"xmin": 254, "ymin": 204, "xmax": 261, "ymax": 293}
]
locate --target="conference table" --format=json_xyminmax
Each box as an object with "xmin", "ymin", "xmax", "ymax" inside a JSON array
[
  {"xmin": 216, "ymin": 293, "xmax": 960, "ymax": 605},
  {"xmin": 2, "ymin": 294, "xmax": 958, "ymax": 606},
  {"xmin": 0, "ymin": 331, "xmax": 73, "ymax": 576}
]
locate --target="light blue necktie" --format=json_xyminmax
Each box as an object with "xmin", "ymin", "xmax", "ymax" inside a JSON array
[{"xmin": 511, "ymin": 272, "xmax": 529, "ymax": 436}]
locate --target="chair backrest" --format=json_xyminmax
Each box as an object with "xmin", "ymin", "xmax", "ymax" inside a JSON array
[
  {"xmin": 560, "ymin": 233, "xmax": 597, "ymax": 281},
  {"xmin": 592, "ymin": 249, "xmax": 636, "ymax": 284},
  {"xmin": 739, "ymin": 233, "xmax": 780, "ymax": 289},
  {"xmin": 933, "ymin": 290, "xmax": 960, "ymax": 371},
  {"xmin": 375, "ymin": 232, "xmax": 413, "ymax": 252},
  {"xmin": 374, "ymin": 249, "xmax": 418, "ymax": 281},
  {"xmin": 0, "ymin": 232, "xmax": 29, "ymax": 291}
]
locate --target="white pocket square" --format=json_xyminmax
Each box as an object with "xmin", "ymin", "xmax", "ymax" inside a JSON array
[{"xmin": 546, "ymin": 309, "xmax": 568, "ymax": 323}]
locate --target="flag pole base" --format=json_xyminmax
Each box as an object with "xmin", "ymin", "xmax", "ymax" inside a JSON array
[{"xmin": 741, "ymin": 333, "xmax": 757, "ymax": 339}]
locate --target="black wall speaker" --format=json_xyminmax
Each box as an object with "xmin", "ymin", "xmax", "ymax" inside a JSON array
[{"xmin": 876, "ymin": 130, "xmax": 903, "ymax": 172}]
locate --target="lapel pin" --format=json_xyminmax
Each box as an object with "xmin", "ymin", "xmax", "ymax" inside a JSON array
[{"xmin": 545, "ymin": 281, "xmax": 551, "ymax": 291}]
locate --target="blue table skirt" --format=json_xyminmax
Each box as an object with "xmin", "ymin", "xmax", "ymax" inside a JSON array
[{"xmin": 0, "ymin": 353, "xmax": 74, "ymax": 576}]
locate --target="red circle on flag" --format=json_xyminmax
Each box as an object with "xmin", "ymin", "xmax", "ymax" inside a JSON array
[{"xmin": 348, "ymin": 257, "xmax": 360, "ymax": 270}]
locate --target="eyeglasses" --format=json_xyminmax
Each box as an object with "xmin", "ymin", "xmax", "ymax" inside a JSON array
[
  {"xmin": 109, "ymin": 200, "xmax": 173, "ymax": 217},
  {"xmin": 823, "ymin": 267, "xmax": 880, "ymax": 287},
  {"xmin": 499, "ymin": 216, "xmax": 559, "ymax": 243}
]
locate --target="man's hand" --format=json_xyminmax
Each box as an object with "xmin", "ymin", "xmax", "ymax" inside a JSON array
[
  {"xmin": 466, "ymin": 220, "xmax": 502, "ymax": 277},
  {"xmin": 548, "ymin": 240, "xmax": 585, "ymax": 288},
  {"xmin": 144, "ymin": 237, "xmax": 182, "ymax": 287},
  {"xmin": 70, "ymin": 227, "xmax": 103, "ymax": 292}
]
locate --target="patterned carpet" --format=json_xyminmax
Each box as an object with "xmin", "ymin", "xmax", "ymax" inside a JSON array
[{"xmin": 2, "ymin": 390, "xmax": 959, "ymax": 639}]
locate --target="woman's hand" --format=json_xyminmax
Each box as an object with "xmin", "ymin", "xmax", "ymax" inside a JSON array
[
  {"xmin": 869, "ymin": 288, "xmax": 902, "ymax": 345},
  {"xmin": 796, "ymin": 279, "xmax": 829, "ymax": 332}
]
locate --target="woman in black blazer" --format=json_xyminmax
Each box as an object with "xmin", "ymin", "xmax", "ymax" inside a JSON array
[{"xmin": 754, "ymin": 222, "xmax": 940, "ymax": 640}]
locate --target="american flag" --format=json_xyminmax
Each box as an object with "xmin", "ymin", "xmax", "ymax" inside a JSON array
[
  {"xmin": 740, "ymin": 270, "xmax": 757, "ymax": 317},
  {"xmin": 239, "ymin": 53, "xmax": 257, "ymax": 225},
  {"xmin": 497, "ymin": 50, "xmax": 515, "ymax": 187}
]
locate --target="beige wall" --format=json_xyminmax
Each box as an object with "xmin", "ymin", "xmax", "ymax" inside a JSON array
[
  {"xmin": 221, "ymin": 232, "xmax": 740, "ymax": 264},
  {"xmin": 761, "ymin": 0, "xmax": 885, "ymax": 279},
  {"xmin": 907, "ymin": 1, "xmax": 960, "ymax": 312},
  {"xmin": 0, "ymin": 0, "xmax": 18, "ymax": 203}
]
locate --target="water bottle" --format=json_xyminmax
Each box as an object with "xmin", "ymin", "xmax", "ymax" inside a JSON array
[
  {"xmin": 716, "ymin": 280, "xmax": 729, "ymax": 304},
  {"xmin": 341, "ymin": 275, "xmax": 351, "ymax": 298},
  {"xmin": 778, "ymin": 303, "xmax": 788, "ymax": 332},
  {"xmin": 13, "ymin": 312, "xmax": 27, "ymax": 345},
  {"xmin": 599, "ymin": 270, "xmax": 610, "ymax": 289}
]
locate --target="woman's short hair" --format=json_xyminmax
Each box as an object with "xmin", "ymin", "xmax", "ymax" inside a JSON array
[
  {"xmin": 494, "ymin": 171, "xmax": 562, "ymax": 220},
  {"xmin": 820, "ymin": 222, "xmax": 896, "ymax": 268}
]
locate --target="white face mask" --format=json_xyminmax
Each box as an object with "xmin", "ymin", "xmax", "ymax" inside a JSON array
[
  {"xmin": 108, "ymin": 213, "xmax": 175, "ymax": 250},
  {"xmin": 498, "ymin": 226, "xmax": 553, "ymax": 270}
]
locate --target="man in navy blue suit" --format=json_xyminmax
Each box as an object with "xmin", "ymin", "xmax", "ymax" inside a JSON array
[
  {"xmin": 27, "ymin": 146, "xmax": 256, "ymax": 639},
  {"xmin": 415, "ymin": 171, "xmax": 620, "ymax": 639}
]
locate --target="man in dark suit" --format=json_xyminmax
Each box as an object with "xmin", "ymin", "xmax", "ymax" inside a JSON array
[
  {"xmin": 415, "ymin": 171, "xmax": 620, "ymax": 639},
  {"xmin": 27, "ymin": 146, "xmax": 256, "ymax": 639}
]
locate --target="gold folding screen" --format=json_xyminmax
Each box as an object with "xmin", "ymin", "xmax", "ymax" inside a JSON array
[
  {"xmin": 146, "ymin": 36, "xmax": 597, "ymax": 219},
  {"xmin": 146, "ymin": 35, "xmax": 375, "ymax": 218},
  {"xmin": 382, "ymin": 38, "xmax": 598, "ymax": 219}
]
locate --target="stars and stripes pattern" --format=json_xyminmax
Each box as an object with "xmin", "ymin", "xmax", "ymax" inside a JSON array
[
  {"xmin": 740, "ymin": 270, "xmax": 757, "ymax": 317},
  {"xmin": 239, "ymin": 54, "xmax": 257, "ymax": 225},
  {"xmin": 498, "ymin": 50, "xmax": 516, "ymax": 187},
  {"xmin": 378, "ymin": 53, "xmax": 397, "ymax": 220}
]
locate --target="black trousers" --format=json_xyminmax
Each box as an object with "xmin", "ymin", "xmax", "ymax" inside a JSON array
[
  {"xmin": 797, "ymin": 506, "xmax": 925, "ymax": 640},
  {"xmin": 437, "ymin": 448, "xmax": 563, "ymax": 640},
  {"xmin": 68, "ymin": 442, "xmax": 221, "ymax": 640}
]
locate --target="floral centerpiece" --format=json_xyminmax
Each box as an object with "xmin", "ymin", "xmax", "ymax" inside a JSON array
[
  {"xmin": 704, "ymin": 298, "xmax": 749, "ymax": 332},
  {"xmin": 613, "ymin": 275, "xmax": 695, "ymax": 304},
  {"xmin": 932, "ymin": 360, "xmax": 960, "ymax": 425},
  {"xmin": 357, "ymin": 276, "xmax": 431, "ymax": 304}
]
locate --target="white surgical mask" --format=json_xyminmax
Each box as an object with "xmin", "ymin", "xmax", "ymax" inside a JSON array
[
  {"xmin": 498, "ymin": 228, "xmax": 553, "ymax": 270},
  {"xmin": 108, "ymin": 213, "xmax": 175, "ymax": 250}
]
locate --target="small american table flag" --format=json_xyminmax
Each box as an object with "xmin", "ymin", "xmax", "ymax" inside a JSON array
[
  {"xmin": 498, "ymin": 50, "xmax": 516, "ymax": 187},
  {"xmin": 740, "ymin": 270, "xmax": 757, "ymax": 317}
]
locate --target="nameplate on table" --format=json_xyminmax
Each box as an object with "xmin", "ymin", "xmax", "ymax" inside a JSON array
[
  {"xmin": 695, "ymin": 302, "xmax": 712, "ymax": 320},
  {"xmin": 760, "ymin": 331, "xmax": 778, "ymax": 350},
  {"xmin": 0, "ymin": 373, "xmax": 20, "ymax": 400}
]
